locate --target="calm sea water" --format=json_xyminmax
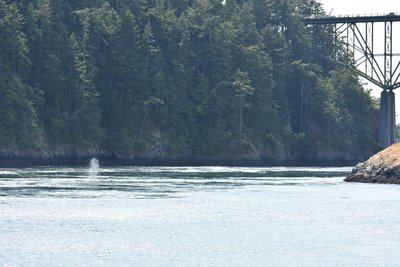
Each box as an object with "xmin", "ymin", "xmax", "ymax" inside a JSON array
[{"xmin": 1, "ymin": 166, "xmax": 400, "ymax": 266}]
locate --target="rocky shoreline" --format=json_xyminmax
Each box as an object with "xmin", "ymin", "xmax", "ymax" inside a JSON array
[
  {"xmin": 345, "ymin": 143, "xmax": 400, "ymax": 184},
  {"xmin": 0, "ymin": 145, "xmax": 372, "ymax": 167}
]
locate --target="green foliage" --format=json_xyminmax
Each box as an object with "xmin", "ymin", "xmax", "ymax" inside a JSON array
[
  {"xmin": 0, "ymin": 78, "xmax": 43, "ymax": 148},
  {"xmin": 0, "ymin": 0, "xmax": 378, "ymax": 160}
]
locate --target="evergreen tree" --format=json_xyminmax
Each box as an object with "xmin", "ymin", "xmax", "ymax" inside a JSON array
[
  {"xmin": 0, "ymin": 0, "xmax": 379, "ymax": 162},
  {"xmin": 0, "ymin": 0, "xmax": 42, "ymax": 148}
]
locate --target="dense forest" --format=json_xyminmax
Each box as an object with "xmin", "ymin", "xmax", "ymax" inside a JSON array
[{"xmin": 0, "ymin": 0, "xmax": 380, "ymax": 165}]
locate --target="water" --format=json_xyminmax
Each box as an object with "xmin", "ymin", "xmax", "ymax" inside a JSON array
[{"xmin": 1, "ymin": 166, "xmax": 400, "ymax": 266}]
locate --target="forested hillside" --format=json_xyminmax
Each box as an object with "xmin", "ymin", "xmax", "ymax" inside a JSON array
[{"xmin": 0, "ymin": 0, "xmax": 380, "ymax": 165}]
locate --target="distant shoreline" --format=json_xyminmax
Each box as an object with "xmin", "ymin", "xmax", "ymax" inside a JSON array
[{"xmin": 0, "ymin": 151, "xmax": 361, "ymax": 168}]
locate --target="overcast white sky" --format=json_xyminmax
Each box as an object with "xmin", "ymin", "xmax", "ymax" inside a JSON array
[
  {"xmin": 317, "ymin": 0, "xmax": 400, "ymax": 122},
  {"xmin": 318, "ymin": 0, "xmax": 400, "ymax": 16},
  {"xmin": 319, "ymin": 0, "xmax": 400, "ymax": 15}
]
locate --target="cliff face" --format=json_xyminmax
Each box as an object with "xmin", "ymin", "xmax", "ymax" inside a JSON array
[{"xmin": 345, "ymin": 143, "xmax": 400, "ymax": 184}]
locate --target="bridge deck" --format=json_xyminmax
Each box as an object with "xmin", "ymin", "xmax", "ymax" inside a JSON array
[{"xmin": 304, "ymin": 14, "xmax": 400, "ymax": 24}]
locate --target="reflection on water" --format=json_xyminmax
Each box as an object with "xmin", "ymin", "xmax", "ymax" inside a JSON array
[{"xmin": 0, "ymin": 166, "xmax": 351, "ymax": 199}]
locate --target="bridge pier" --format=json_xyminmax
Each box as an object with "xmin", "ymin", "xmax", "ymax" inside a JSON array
[{"xmin": 379, "ymin": 90, "xmax": 396, "ymax": 147}]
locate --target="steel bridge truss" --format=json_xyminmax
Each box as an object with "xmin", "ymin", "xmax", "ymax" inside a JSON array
[{"xmin": 304, "ymin": 15, "xmax": 400, "ymax": 91}]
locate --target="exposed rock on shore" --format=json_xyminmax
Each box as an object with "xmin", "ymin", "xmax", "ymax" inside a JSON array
[
  {"xmin": 345, "ymin": 143, "xmax": 400, "ymax": 184},
  {"xmin": 0, "ymin": 141, "xmax": 376, "ymax": 167}
]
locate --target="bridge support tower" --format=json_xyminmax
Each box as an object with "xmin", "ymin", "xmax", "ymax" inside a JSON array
[{"xmin": 379, "ymin": 90, "xmax": 396, "ymax": 147}]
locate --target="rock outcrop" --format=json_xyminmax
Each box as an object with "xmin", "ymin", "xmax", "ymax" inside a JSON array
[{"xmin": 345, "ymin": 143, "xmax": 400, "ymax": 184}]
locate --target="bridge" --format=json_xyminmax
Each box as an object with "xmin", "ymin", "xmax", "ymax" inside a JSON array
[{"xmin": 304, "ymin": 14, "xmax": 400, "ymax": 147}]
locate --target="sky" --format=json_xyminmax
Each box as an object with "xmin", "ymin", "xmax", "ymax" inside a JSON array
[
  {"xmin": 319, "ymin": 0, "xmax": 400, "ymax": 16},
  {"xmin": 317, "ymin": 0, "xmax": 400, "ymax": 122}
]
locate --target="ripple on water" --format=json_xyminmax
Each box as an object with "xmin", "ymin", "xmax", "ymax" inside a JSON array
[
  {"xmin": 0, "ymin": 166, "xmax": 352, "ymax": 199},
  {"xmin": 1, "ymin": 166, "xmax": 400, "ymax": 267}
]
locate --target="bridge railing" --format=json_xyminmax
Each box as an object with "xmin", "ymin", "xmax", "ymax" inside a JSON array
[
  {"xmin": 304, "ymin": 13, "xmax": 400, "ymax": 25},
  {"xmin": 304, "ymin": 12, "xmax": 400, "ymax": 20}
]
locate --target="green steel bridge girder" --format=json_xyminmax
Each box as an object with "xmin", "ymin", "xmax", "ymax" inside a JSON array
[
  {"xmin": 304, "ymin": 14, "xmax": 400, "ymax": 91},
  {"xmin": 304, "ymin": 14, "xmax": 400, "ymax": 147}
]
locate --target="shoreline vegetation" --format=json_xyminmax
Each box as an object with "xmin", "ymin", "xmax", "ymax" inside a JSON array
[{"xmin": 0, "ymin": 0, "xmax": 380, "ymax": 167}]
